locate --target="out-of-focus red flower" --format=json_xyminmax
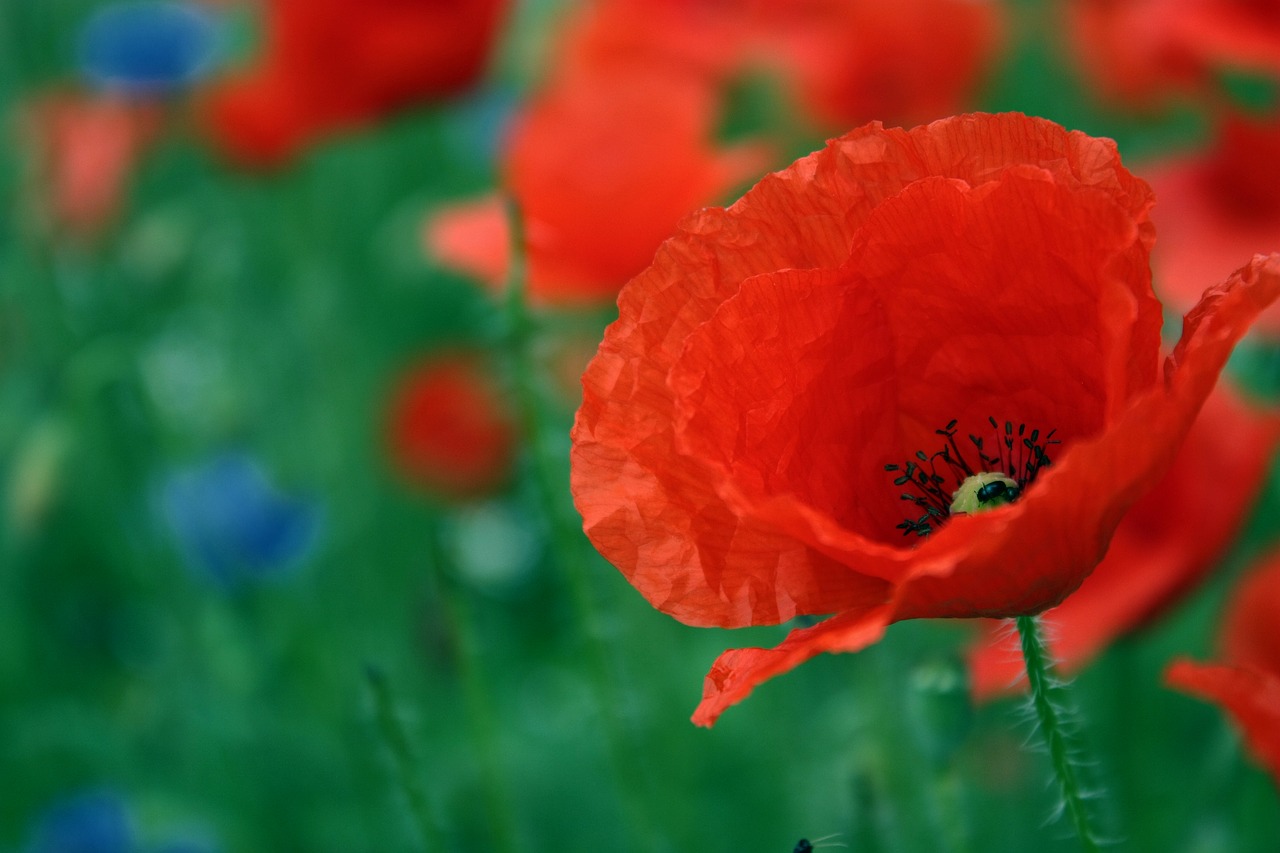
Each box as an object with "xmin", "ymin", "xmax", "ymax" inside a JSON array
[
  {"xmin": 1068, "ymin": 0, "xmax": 1280, "ymax": 105},
  {"xmin": 202, "ymin": 0, "xmax": 508, "ymax": 167},
  {"xmin": 1148, "ymin": 112, "xmax": 1280, "ymax": 335},
  {"xmin": 1163, "ymin": 0, "xmax": 1280, "ymax": 78},
  {"xmin": 970, "ymin": 385, "xmax": 1280, "ymax": 699},
  {"xmin": 19, "ymin": 92, "xmax": 159, "ymax": 238},
  {"xmin": 751, "ymin": 0, "xmax": 1003, "ymax": 128},
  {"xmin": 1068, "ymin": 0, "xmax": 1195, "ymax": 104},
  {"xmin": 555, "ymin": 0, "xmax": 751, "ymax": 84},
  {"xmin": 425, "ymin": 66, "xmax": 770, "ymax": 303},
  {"xmin": 568, "ymin": 0, "xmax": 998, "ymax": 128},
  {"xmin": 560, "ymin": 0, "xmax": 1001, "ymax": 129},
  {"xmin": 569, "ymin": 111, "xmax": 1280, "ymax": 727},
  {"xmin": 1167, "ymin": 549, "xmax": 1280, "ymax": 785},
  {"xmin": 384, "ymin": 353, "xmax": 516, "ymax": 499}
]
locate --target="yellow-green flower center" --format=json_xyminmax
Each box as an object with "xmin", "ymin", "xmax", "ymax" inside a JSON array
[{"xmin": 949, "ymin": 471, "xmax": 1020, "ymax": 515}]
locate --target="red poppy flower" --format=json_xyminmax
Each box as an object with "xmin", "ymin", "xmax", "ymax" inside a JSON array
[
  {"xmin": 751, "ymin": 0, "xmax": 1003, "ymax": 128},
  {"xmin": 19, "ymin": 92, "xmax": 158, "ymax": 238},
  {"xmin": 384, "ymin": 353, "xmax": 516, "ymax": 499},
  {"xmin": 425, "ymin": 66, "xmax": 770, "ymax": 303},
  {"xmin": 970, "ymin": 385, "xmax": 1280, "ymax": 699},
  {"xmin": 569, "ymin": 111, "xmax": 1280, "ymax": 727},
  {"xmin": 1147, "ymin": 112, "xmax": 1280, "ymax": 336},
  {"xmin": 1166, "ymin": 549, "xmax": 1280, "ymax": 785},
  {"xmin": 1068, "ymin": 0, "xmax": 1280, "ymax": 105},
  {"xmin": 202, "ymin": 0, "xmax": 508, "ymax": 166}
]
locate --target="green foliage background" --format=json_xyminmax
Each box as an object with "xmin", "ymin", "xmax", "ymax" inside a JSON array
[{"xmin": 1, "ymin": 1, "xmax": 1277, "ymax": 851}]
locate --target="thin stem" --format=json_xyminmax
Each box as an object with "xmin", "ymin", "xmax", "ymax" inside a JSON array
[
  {"xmin": 859, "ymin": 647, "xmax": 970, "ymax": 853},
  {"xmin": 365, "ymin": 664, "xmax": 447, "ymax": 852},
  {"xmin": 1015, "ymin": 615, "xmax": 1102, "ymax": 853},
  {"xmin": 498, "ymin": 198, "xmax": 661, "ymax": 852},
  {"xmin": 423, "ymin": 520, "xmax": 522, "ymax": 853}
]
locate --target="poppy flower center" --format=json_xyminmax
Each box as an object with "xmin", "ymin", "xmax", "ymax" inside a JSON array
[{"xmin": 885, "ymin": 417, "xmax": 1060, "ymax": 538}]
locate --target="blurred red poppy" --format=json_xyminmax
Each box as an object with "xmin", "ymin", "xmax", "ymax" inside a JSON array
[
  {"xmin": 202, "ymin": 0, "xmax": 508, "ymax": 166},
  {"xmin": 425, "ymin": 66, "xmax": 770, "ymax": 303},
  {"xmin": 1167, "ymin": 549, "xmax": 1280, "ymax": 785},
  {"xmin": 385, "ymin": 353, "xmax": 515, "ymax": 499},
  {"xmin": 569, "ymin": 111, "xmax": 1280, "ymax": 726},
  {"xmin": 1069, "ymin": 0, "xmax": 1280, "ymax": 105},
  {"xmin": 20, "ymin": 92, "xmax": 158, "ymax": 238},
  {"xmin": 554, "ymin": 0, "xmax": 751, "ymax": 84},
  {"xmin": 751, "ymin": 0, "xmax": 1003, "ymax": 128},
  {"xmin": 1147, "ymin": 112, "xmax": 1280, "ymax": 336},
  {"xmin": 970, "ymin": 385, "xmax": 1280, "ymax": 699}
]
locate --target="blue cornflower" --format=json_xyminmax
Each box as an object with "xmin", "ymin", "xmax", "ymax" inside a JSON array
[
  {"xmin": 78, "ymin": 2, "xmax": 218, "ymax": 95},
  {"xmin": 160, "ymin": 453, "xmax": 320, "ymax": 587}
]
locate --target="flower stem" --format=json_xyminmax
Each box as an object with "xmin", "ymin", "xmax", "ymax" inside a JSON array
[
  {"xmin": 1015, "ymin": 615, "xmax": 1102, "ymax": 853},
  {"xmin": 498, "ymin": 198, "xmax": 662, "ymax": 851},
  {"xmin": 365, "ymin": 664, "xmax": 446, "ymax": 853},
  {"xmin": 423, "ymin": 520, "xmax": 523, "ymax": 853},
  {"xmin": 859, "ymin": 647, "xmax": 971, "ymax": 853}
]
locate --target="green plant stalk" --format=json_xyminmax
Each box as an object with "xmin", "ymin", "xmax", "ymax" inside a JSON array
[
  {"xmin": 1016, "ymin": 615, "xmax": 1102, "ymax": 853},
  {"xmin": 365, "ymin": 665, "xmax": 447, "ymax": 852},
  {"xmin": 423, "ymin": 520, "xmax": 523, "ymax": 853},
  {"xmin": 499, "ymin": 198, "xmax": 662, "ymax": 852},
  {"xmin": 860, "ymin": 648, "xmax": 970, "ymax": 853}
]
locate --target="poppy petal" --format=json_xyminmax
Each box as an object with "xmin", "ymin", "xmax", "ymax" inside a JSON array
[
  {"xmin": 691, "ymin": 600, "xmax": 896, "ymax": 727},
  {"xmin": 1166, "ymin": 660, "xmax": 1280, "ymax": 784}
]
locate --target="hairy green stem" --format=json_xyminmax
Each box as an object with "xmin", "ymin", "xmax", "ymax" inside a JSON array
[{"xmin": 1016, "ymin": 615, "xmax": 1101, "ymax": 853}]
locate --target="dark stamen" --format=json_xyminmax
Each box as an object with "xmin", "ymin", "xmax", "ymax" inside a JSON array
[{"xmin": 887, "ymin": 417, "xmax": 1060, "ymax": 539}]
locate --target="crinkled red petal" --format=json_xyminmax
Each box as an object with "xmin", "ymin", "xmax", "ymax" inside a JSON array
[{"xmin": 573, "ymin": 113, "xmax": 1157, "ymax": 629}]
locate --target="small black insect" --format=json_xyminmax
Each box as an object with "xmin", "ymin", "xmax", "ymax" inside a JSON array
[
  {"xmin": 794, "ymin": 841, "xmax": 814, "ymax": 853},
  {"xmin": 976, "ymin": 479, "xmax": 1019, "ymax": 504}
]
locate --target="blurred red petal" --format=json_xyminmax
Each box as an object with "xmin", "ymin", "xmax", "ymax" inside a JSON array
[
  {"xmin": 1149, "ymin": 113, "xmax": 1280, "ymax": 336},
  {"xmin": 424, "ymin": 195, "xmax": 511, "ymax": 289},
  {"xmin": 385, "ymin": 353, "xmax": 516, "ymax": 499},
  {"xmin": 22, "ymin": 92, "xmax": 158, "ymax": 236},
  {"xmin": 201, "ymin": 0, "xmax": 508, "ymax": 166},
  {"xmin": 1166, "ymin": 660, "xmax": 1280, "ymax": 785},
  {"xmin": 432, "ymin": 68, "xmax": 772, "ymax": 303},
  {"xmin": 754, "ymin": 0, "xmax": 1003, "ymax": 127}
]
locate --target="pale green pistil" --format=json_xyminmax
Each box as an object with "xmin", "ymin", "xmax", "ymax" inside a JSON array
[{"xmin": 949, "ymin": 471, "xmax": 1020, "ymax": 516}]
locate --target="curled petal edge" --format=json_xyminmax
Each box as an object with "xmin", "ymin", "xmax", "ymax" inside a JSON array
[{"xmin": 692, "ymin": 601, "xmax": 896, "ymax": 727}]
